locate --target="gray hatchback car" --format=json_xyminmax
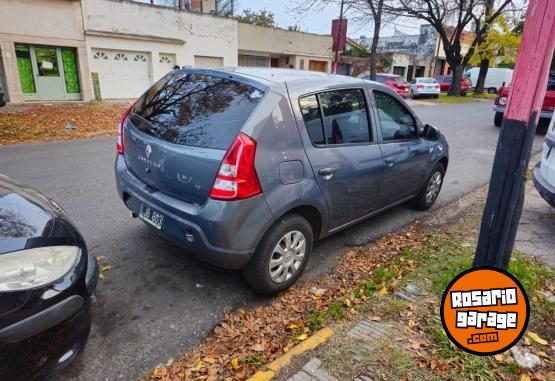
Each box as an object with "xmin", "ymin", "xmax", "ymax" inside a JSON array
[{"xmin": 115, "ymin": 68, "xmax": 449, "ymax": 294}]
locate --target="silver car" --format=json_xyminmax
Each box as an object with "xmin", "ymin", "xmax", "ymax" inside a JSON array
[{"xmin": 409, "ymin": 77, "xmax": 440, "ymax": 99}]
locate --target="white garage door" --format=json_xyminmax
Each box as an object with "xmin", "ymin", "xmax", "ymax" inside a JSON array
[
  {"xmin": 159, "ymin": 53, "xmax": 176, "ymax": 78},
  {"xmin": 91, "ymin": 49, "xmax": 152, "ymax": 99}
]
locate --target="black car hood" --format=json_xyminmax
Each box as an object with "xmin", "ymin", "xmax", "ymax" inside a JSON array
[{"xmin": 0, "ymin": 175, "xmax": 61, "ymax": 254}]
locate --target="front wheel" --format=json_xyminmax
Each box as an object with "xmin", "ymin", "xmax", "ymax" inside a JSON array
[
  {"xmin": 494, "ymin": 112, "xmax": 503, "ymax": 127},
  {"xmin": 243, "ymin": 214, "xmax": 313, "ymax": 295},
  {"xmin": 411, "ymin": 164, "xmax": 445, "ymax": 210}
]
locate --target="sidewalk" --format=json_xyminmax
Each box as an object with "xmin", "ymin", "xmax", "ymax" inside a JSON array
[{"xmin": 273, "ymin": 181, "xmax": 554, "ymax": 381}]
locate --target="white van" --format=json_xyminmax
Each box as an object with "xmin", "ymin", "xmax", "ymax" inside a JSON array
[{"xmin": 464, "ymin": 67, "xmax": 513, "ymax": 94}]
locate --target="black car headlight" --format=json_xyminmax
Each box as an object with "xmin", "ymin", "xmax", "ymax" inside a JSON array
[{"xmin": 0, "ymin": 246, "xmax": 80, "ymax": 291}]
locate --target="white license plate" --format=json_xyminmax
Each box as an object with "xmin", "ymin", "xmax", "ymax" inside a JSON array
[{"xmin": 139, "ymin": 205, "xmax": 165, "ymax": 229}]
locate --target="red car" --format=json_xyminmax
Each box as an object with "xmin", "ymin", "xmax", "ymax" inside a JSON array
[
  {"xmin": 493, "ymin": 72, "xmax": 555, "ymax": 132},
  {"xmin": 364, "ymin": 73, "xmax": 410, "ymax": 98},
  {"xmin": 435, "ymin": 75, "xmax": 472, "ymax": 95}
]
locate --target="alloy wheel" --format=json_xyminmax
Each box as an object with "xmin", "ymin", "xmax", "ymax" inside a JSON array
[
  {"xmin": 268, "ymin": 230, "xmax": 306, "ymax": 284},
  {"xmin": 426, "ymin": 171, "xmax": 443, "ymax": 204}
]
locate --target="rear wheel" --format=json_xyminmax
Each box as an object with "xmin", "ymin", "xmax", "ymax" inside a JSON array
[
  {"xmin": 494, "ymin": 112, "xmax": 503, "ymax": 127},
  {"xmin": 433, "ymin": 94, "xmax": 439, "ymax": 99},
  {"xmin": 411, "ymin": 164, "xmax": 445, "ymax": 210},
  {"xmin": 488, "ymin": 87, "xmax": 497, "ymax": 94},
  {"xmin": 243, "ymin": 214, "xmax": 313, "ymax": 295},
  {"xmin": 461, "ymin": 92, "xmax": 467, "ymax": 97}
]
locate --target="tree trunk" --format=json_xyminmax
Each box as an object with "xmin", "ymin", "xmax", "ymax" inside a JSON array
[
  {"xmin": 447, "ymin": 63, "xmax": 463, "ymax": 96},
  {"xmin": 474, "ymin": 58, "xmax": 490, "ymax": 94},
  {"xmin": 369, "ymin": 13, "xmax": 382, "ymax": 80}
]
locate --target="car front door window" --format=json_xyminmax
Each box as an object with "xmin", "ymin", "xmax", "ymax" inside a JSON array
[{"xmin": 374, "ymin": 91, "xmax": 417, "ymax": 141}]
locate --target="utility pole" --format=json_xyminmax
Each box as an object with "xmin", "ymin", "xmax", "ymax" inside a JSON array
[
  {"xmin": 333, "ymin": 0, "xmax": 346, "ymax": 74},
  {"xmin": 474, "ymin": 0, "xmax": 555, "ymax": 268}
]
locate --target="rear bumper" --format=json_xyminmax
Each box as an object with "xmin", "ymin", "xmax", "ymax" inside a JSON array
[
  {"xmin": 534, "ymin": 163, "xmax": 555, "ymax": 208},
  {"xmin": 494, "ymin": 105, "xmax": 554, "ymax": 119},
  {"xmin": 115, "ymin": 155, "xmax": 275, "ymax": 269},
  {"xmin": 413, "ymin": 89, "xmax": 440, "ymax": 95}
]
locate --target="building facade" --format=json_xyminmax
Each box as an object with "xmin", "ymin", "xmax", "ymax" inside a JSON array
[
  {"xmin": 0, "ymin": 0, "xmax": 333, "ymax": 103},
  {"xmin": 358, "ymin": 25, "xmax": 474, "ymax": 81}
]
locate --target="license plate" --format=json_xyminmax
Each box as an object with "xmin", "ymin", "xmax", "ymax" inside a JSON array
[{"xmin": 139, "ymin": 205, "xmax": 165, "ymax": 229}]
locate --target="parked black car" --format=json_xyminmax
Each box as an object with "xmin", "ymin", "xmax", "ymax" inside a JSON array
[{"xmin": 0, "ymin": 175, "xmax": 98, "ymax": 380}]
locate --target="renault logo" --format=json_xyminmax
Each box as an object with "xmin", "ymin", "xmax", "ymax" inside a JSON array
[{"xmin": 145, "ymin": 145, "xmax": 152, "ymax": 159}]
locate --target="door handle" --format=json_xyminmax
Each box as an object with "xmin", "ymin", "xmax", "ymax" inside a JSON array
[
  {"xmin": 318, "ymin": 167, "xmax": 337, "ymax": 180},
  {"xmin": 384, "ymin": 158, "xmax": 396, "ymax": 168}
]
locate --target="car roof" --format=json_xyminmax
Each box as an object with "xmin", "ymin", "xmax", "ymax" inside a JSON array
[{"xmin": 190, "ymin": 67, "xmax": 366, "ymax": 87}]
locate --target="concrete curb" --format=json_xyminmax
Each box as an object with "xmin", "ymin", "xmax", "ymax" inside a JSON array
[{"xmin": 248, "ymin": 328, "xmax": 334, "ymax": 381}]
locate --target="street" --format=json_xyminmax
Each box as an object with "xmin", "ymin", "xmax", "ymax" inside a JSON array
[{"xmin": 0, "ymin": 101, "xmax": 545, "ymax": 380}]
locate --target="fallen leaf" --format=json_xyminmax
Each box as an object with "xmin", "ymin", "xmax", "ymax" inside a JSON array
[
  {"xmin": 297, "ymin": 334, "xmax": 308, "ymax": 341},
  {"xmin": 520, "ymin": 374, "xmax": 531, "ymax": 381},
  {"xmin": 99, "ymin": 273, "xmax": 105, "ymax": 280},
  {"xmin": 100, "ymin": 265, "xmax": 112, "ymax": 272},
  {"xmin": 231, "ymin": 358, "xmax": 239, "ymax": 369},
  {"xmin": 370, "ymin": 316, "xmax": 381, "ymax": 321},
  {"xmin": 527, "ymin": 332, "xmax": 548, "ymax": 346}
]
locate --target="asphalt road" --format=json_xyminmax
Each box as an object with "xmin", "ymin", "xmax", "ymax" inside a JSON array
[{"xmin": 0, "ymin": 101, "xmax": 544, "ymax": 380}]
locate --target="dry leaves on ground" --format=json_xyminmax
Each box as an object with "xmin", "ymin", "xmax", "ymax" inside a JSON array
[
  {"xmin": 0, "ymin": 102, "xmax": 128, "ymax": 145},
  {"xmin": 150, "ymin": 229, "xmax": 422, "ymax": 381}
]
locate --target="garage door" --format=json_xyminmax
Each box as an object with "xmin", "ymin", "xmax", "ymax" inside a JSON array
[
  {"xmin": 238, "ymin": 55, "xmax": 270, "ymax": 67},
  {"xmin": 309, "ymin": 60, "xmax": 328, "ymax": 73},
  {"xmin": 91, "ymin": 49, "xmax": 151, "ymax": 99}
]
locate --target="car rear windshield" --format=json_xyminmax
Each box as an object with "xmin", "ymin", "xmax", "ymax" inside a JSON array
[
  {"xmin": 130, "ymin": 72, "xmax": 264, "ymax": 150},
  {"xmin": 418, "ymin": 78, "xmax": 436, "ymax": 83}
]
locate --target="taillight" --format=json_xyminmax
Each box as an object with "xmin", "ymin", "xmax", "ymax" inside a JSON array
[
  {"xmin": 117, "ymin": 102, "xmax": 135, "ymax": 154},
  {"xmin": 417, "ymin": 84, "xmax": 424, "ymax": 89},
  {"xmin": 210, "ymin": 133, "xmax": 262, "ymax": 201}
]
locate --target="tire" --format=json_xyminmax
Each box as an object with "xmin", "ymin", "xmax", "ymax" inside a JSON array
[
  {"xmin": 494, "ymin": 112, "xmax": 503, "ymax": 127},
  {"xmin": 488, "ymin": 87, "xmax": 497, "ymax": 94},
  {"xmin": 411, "ymin": 164, "xmax": 445, "ymax": 211},
  {"xmin": 537, "ymin": 118, "xmax": 549, "ymax": 134},
  {"xmin": 434, "ymin": 94, "xmax": 439, "ymax": 99},
  {"xmin": 0, "ymin": 99, "xmax": 5, "ymax": 108},
  {"xmin": 461, "ymin": 92, "xmax": 467, "ymax": 97},
  {"xmin": 242, "ymin": 214, "xmax": 313, "ymax": 295},
  {"xmin": 410, "ymin": 91, "xmax": 417, "ymax": 99}
]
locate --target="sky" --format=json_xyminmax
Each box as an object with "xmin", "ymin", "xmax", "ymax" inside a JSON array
[{"xmin": 236, "ymin": 0, "xmax": 422, "ymax": 38}]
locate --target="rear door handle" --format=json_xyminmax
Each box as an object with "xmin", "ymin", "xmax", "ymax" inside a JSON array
[
  {"xmin": 384, "ymin": 158, "xmax": 396, "ymax": 168},
  {"xmin": 318, "ymin": 167, "xmax": 337, "ymax": 180}
]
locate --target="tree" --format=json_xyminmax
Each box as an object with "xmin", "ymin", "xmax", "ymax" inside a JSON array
[
  {"xmin": 235, "ymin": 8, "xmax": 277, "ymax": 28},
  {"xmin": 345, "ymin": 45, "xmax": 371, "ymax": 57},
  {"xmin": 294, "ymin": 0, "xmax": 394, "ymax": 80},
  {"xmin": 470, "ymin": 14, "xmax": 521, "ymax": 93},
  {"xmin": 386, "ymin": 0, "xmax": 519, "ymax": 96}
]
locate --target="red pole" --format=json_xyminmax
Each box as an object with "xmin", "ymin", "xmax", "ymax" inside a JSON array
[{"xmin": 474, "ymin": 0, "xmax": 555, "ymax": 268}]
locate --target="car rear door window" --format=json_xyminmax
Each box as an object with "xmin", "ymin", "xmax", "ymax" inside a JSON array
[
  {"xmin": 374, "ymin": 90, "xmax": 417, "ymax": 141},
  {"xmin": 299, "ymin": 95, "xmax": 325, "ymax": 145},
  {"xmin": 299, "ymin": 89, "xmax": 371, "ymax": 146},
  {"xmin": 130, "ymin": 72, "xmax": 264, "ymax": 150}
]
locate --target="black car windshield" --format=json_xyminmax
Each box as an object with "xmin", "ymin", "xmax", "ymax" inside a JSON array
[{"xmin": 130, "ymin": 72, "xmax": 264, "ymax": 150}]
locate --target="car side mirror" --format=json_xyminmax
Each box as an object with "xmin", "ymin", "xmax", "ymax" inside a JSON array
[{"xmin": 421, "ymin": 124, "xmax": 440, "ymax": 140}]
